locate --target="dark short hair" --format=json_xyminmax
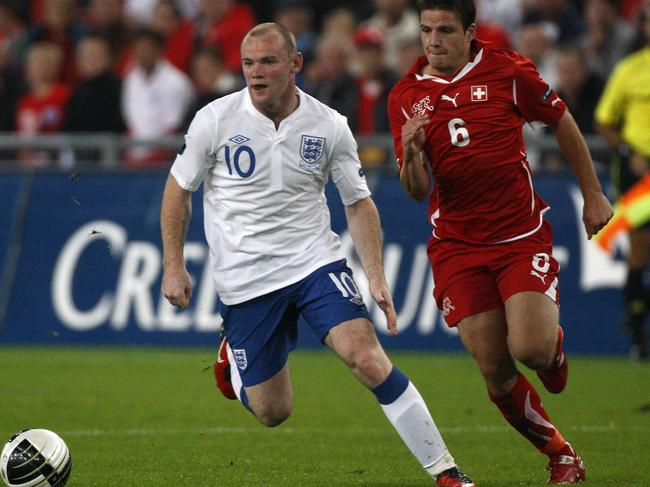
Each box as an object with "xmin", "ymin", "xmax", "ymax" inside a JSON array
[
  {"xmin": 415, "ymin": 0, "xmax": 476, "ymax": 30},
  {"xmin": 193, "ymin": 47, "xmax": 225, "ymax": 65},
  {"xmin": 131, "ymin": 27, "xmax": 165, "ymax": 48},
  {"xmin": 244, "ymin": 22, "xmax": 297, "ymax": 58}
]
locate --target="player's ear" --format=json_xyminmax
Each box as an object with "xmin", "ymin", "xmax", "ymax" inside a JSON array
[
  {"xmin": 292, "ymin": 51, "xmax": 303, "ymax": 74},
  {"xmin": 466, "ymin": 23, "xmax": 476, "ymax": 42}
]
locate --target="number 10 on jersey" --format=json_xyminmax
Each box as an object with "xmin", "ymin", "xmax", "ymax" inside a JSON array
[{"xmin": 225, "ymin": 145, "xmax": 256, "ymax": 178}]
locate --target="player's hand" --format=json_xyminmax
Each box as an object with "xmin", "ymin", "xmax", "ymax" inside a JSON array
[
  {"xmin": 583, "ymin": 191, "xmax": 614, "ymax": 240},
  {"xmin": 162, "ymin": 266, "xmax": 193, "ymax": 308},
  {"xmin": 629, "ymin": 152, "xmax": 649, "ymax": 177},
  {"xmin": 401, "ymin": 114, "xmax": 429, "ymax": 162},
  {"xmin": 370, "ymin": 282, "xmax": 397, "ymax": 336}
]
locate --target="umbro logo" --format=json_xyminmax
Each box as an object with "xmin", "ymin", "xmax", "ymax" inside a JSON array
[{"xmin": 228, "ymin": 134, "xmax": 250, "ymax": 145}]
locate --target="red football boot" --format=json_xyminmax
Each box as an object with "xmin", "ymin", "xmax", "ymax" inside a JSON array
[
  {"xmin": 537, "ymin": 326, "xmax": 568, "ymax": 394},
  {"xmin": 435, "ymin": 467, "xmax": 476, "ymax": 487},
  {"xmin": 547, "ymin": 447, "xmax": 586, "ymax": 484},
  {"xmin": 213, "ymin": 337, "xmax": 237, "ymax": 400}
]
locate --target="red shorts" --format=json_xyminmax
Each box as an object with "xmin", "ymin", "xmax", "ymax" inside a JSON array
[{"xmin": 427, "ymin": 221, "xmax": 560, "ymax": 327}]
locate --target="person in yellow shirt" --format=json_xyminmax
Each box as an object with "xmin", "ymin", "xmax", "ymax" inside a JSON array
[{"xmin": 595, "ymin": 3, "xmax": 650, "ymax": 360}]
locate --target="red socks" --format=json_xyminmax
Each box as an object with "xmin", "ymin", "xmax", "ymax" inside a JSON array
[{"xmin": 489, "ymin": 373, "xmax": 567, "ymax": 455}]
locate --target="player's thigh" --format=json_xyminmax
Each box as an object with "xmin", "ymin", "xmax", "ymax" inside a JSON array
[
  {"xmin": 494, "ymin": 223, "xmax": 560, "ymax": 306},
  {"xmin": 493, "ymin": 223, "xmax": 560, "ymax": 361},
  {"xmin": 504, "ymin": 291, "xmax": 558, "ymax": 364},
  {"xmin": 244, "ymin": 362, "xmax": 293, "ymax": 419},
  {"xmin": 221, "ymin": 292, "xmax": 299, "ymax": 392},
  {"xmin": 428, "ymin": 253, "xmax": 504, "ymax": 327},
  {"xmin": 324, "ymin": 317, "xmax": 392, "ymax": 387},
  {"xmin": 457, "ymin": 308, "xmax": 514, "ymax": 377},
  {"xmin": 295, "ymin": 260, "xmax": 389, "ymax": 386},
  {"xmin": 298, "ymin": 259, "xmax": 372, "ymax": 341}
]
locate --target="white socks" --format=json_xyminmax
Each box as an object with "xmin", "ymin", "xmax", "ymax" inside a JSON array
[{"xmin": 380, "ymin": 382, "xmax": 456, "ymax": 477}]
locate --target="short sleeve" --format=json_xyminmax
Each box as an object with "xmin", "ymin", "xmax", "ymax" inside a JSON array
[
  {"xmin": 387, "ymin": 87, "xmax": 408, "ymax": 174},
  {"xmin": 329, "ymin": 116, "xmax": 371, "ymax": 206},
  {"xmin": 170, "ymin": 108, "xmax": 214, "ymax": 191},
  {"xmin": 513, "ymin": 54, "xmax": 566, "ymax": 127}
]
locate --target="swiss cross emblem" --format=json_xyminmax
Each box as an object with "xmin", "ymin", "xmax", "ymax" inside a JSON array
[{"xmin": 471, "ymin": 85, "xmax": 488, "ymax": 102}]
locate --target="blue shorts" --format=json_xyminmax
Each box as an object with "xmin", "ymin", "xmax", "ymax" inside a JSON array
[{"xmin": 220, "ymin": 259, "xmax": 370, "ymax": 387}]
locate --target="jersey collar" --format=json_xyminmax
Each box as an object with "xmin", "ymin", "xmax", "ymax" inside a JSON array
[
  {"xmin": 410, "ymin": 39, "xmax": 487, "ymax": 84},
  {"xmin": 243, "ymin": 86, "xmax": 305, "ymax": 126}
]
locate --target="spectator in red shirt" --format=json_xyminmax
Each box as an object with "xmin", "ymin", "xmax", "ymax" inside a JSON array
[
  {"xmin": 16, "ymin": 42, "xmax": 70, "ymax": 134},
  {"xmin": 151, "ymin": 0, "xmax": 194, "ymax": 72},
  {"xmin": 621, "ymin": 0, "xmax": 645, "ymax": 22},
  {"xmin": 83, "ymin": 0, "xmax": 133, "ymax": 76},
  {"xmin": 15, "ymin": 42, "xmax": 71, "ymax": 167},
  {"xmin": 193, "ymin": 0, "xmax": 256, "ymax": 72},
  {"xmin": 352, "ymin": 26, "xmax": 399, "ymax": 135},
  {"xmin": 14, "ymin": 0, "xmax": 89, "ymax": 84}
]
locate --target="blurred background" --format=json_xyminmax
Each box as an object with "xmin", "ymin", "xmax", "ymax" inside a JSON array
[{"xmin": 0, "ymin": 0, "xmax": 647, "ymax": 357}]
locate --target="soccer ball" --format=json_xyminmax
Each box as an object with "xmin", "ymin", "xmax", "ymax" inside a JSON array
[{"xmin": 0, "ymin": 429, "xmax": 71, "ymax": 487}]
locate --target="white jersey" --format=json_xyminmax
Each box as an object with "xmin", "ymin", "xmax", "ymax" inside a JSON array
[{"xmin": 171, "ymin": 87, "xmax": 370, "ymax": 305}]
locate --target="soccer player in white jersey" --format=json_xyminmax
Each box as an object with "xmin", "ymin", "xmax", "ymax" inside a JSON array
[{"xmin": 160, "ymin": 23, "xmax": 475, "ymax": 487}]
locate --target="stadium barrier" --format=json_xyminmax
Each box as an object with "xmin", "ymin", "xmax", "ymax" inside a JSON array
[{"xmin": 0, "ymin": 165, "xmax": 629, "ymax": 354}]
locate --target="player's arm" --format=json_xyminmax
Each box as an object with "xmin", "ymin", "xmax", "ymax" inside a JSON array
[
  {"xmin": 345, "ymin": 197, "xmax": 397, "ymax": 336},
  {"xmin": 551, "ymin": 111, "xmax": 613, "ymax": 239},
  {"xmin": 399, "ymin": 114, "xmax": 431, "ymax": 201},
  {"xmin": 160, "ymin": 174, "xmax": 193, "ymax": 308}
]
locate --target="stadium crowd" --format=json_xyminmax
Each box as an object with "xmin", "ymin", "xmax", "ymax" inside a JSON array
[{"xmin": 0, "ymin": 0, "xmax": 647, "ymax": 168}]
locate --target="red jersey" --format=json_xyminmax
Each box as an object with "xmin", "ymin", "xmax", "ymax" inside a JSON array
[
  {"xmin": 16, "ymin": 83, "xmax": 71, "ymax": 134},
  {"xmin": 198, "ymin": 4, "xmax": 256, "ymax": 72},
  {"xmin": 388, "ymin": 40, "xmax": 566, "ymax": 244}
]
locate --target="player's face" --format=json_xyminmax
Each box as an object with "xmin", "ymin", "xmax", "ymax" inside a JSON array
[
  {"xmin": 419, "ymin": 9, "xmax": 475, "ymax": 77},
  {"xmin": 241, "ymin": 31, "xmax": 302, "ymax": 115}
]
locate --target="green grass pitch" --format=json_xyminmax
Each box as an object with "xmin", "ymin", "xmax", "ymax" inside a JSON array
[{"xmin": 0, "ymin": 346, "xmax": 648, "ymax": 486}]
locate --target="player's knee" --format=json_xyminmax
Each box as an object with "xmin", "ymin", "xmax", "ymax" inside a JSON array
[
  {"xmin": 348, "ymin": 347, "xmax": 386, "ymax": 382},
  {"xmin": 255, "ymin": 402, "xmax": 293, "ymax": 427},
  {"xmin": 512, "ymin": 343, "xmax": 554, "ymax": 371},
  {"xmin": 477, "ymin": 361, "xmax": 517, "ymax": 393}
]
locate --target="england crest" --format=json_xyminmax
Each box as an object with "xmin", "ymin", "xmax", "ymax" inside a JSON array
[
  {"xmin": 233, "ymin": 349, "xmax": 248, "ymax": 370},
  {"xmin": 299, "ymin": 135, "xmax": 325, "ymax": 170}
]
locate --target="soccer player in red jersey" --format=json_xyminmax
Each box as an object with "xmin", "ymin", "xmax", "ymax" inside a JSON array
[{"xmin": 388, "ymin": 0, "xmax": 614, "ymax": 484}]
